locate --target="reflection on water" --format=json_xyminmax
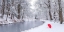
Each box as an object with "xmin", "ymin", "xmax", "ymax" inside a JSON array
[{"xmin": 0, "ymin": 21, "xmax": 44, "ymax": 32}]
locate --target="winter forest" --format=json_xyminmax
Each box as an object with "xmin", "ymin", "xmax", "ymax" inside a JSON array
[
  {"xmin": 0, "ymin": 0, "xmax": 64, "ymax": 24},
  {"xmin": 0, "ymin": 0, "xmax": 64, "ymax": 32}
]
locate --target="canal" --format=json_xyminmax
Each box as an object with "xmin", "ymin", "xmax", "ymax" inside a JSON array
[{"xmin": 0, "ymin": 21, "xmax": 44, "ymax": 32}]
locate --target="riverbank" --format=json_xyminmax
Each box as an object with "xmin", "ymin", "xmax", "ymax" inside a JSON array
[
  {"xmin": 0, "ymin": 18, "xmax": 22, "ymax": 24},
  {"xmin": 21, "ymin": 20, "xmax": 64, "ymax": 32}
]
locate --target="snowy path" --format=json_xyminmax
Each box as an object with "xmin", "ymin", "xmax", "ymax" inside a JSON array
[{"xmin": 21, "ymin": 21, "xmax": 64, "ymax": 32}]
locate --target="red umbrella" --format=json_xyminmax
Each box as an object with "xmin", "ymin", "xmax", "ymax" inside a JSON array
[{"xmin": 48, "ymin": 24, "xmax": 52, "ymax": 28}]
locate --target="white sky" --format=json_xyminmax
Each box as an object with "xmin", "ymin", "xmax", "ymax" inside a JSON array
[
  {"xmin": 30, "ymin": 0, "xmax": 37, "ymax": 9},
  {"xmin": 29, "ymin": 0, "xmax": 38, "ymax": 14}
]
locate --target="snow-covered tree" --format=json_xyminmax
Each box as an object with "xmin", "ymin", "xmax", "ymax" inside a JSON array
[{"xmin": 58, "ymin": 0, "xmax": 63, "ymax": 24}]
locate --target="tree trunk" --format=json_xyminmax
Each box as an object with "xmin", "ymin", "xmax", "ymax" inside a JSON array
[
  {"xmin": 58, "ymin": 0, "xmax": 63, "ymax": 24},
  {"xmin": 17, "ymin": 4, "xmax": 21, "ymax": 19},
  {"xmin": 7, "ymin": 0, "xmax": 10, "ymax": 17},
  {"xmin": 2, "ymin": 0, "xmax": 5, "ymax": 15},
  {"xmin": 48, "ymin": 0, "xmax": 53, "ymax": 20},
  {"xmin": 59, "ymin": 11, "xmax": 63, "ymax": 24},
  {"xmin": 11, "ymin": 0, "xmax": 14, "ymax": 6}
]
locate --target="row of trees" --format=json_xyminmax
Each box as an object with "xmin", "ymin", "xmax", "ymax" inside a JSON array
[
  {"xmin": 0, "ymin": 0, "xmax": 22, "ymax": 19},
  {"xmin": 0, "ymin": 0, "xmax": 64, "ymax": 24},
  {"xmin": 44, "ymin": 0, "xmax": 63, "ymax": 24},
  {"xmin": 34, "ymin": 0, "xmax": 63, "ymax": 24}
]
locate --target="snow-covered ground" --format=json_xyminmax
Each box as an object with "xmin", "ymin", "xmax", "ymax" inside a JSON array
[
  {"xmin": 21, "ymin": 20, "xmax": 64, "ymax": 32},
  {"xmin": 0, "ymin": 14, "xmax": 22, "ymax": 24}
]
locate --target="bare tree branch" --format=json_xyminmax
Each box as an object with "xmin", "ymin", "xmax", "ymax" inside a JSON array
[{"xmin": 44, "ymin": 2, "xmax": 49, "ymax": 7}]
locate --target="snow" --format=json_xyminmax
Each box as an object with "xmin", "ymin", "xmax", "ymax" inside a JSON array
[
  {"xmin": 21, "ymin": 20, "xmax": 64, "ymax": 32},
  {"xmin": 30, "ymin": 0, "xmax": 37, "ymax": 9},
  {"xmin": 23, "ymin": 18, "xmax": 36, "ymax": 21},
  {"xmin": 0, "ymin": 14, "xmax": 22, "ymax": 24}
]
